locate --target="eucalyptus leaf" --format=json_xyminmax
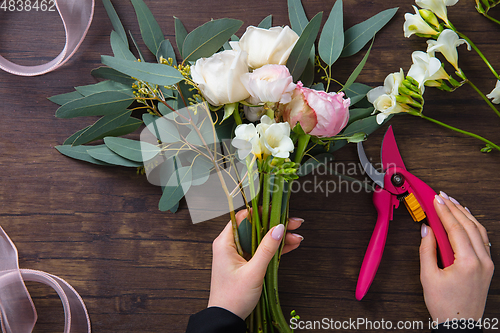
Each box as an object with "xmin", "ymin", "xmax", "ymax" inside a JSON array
[
  {"xmin": 55, "ymin": 144, "xmax": 111, "ymax": 166},
  {"xmin": 258, "ymin": 15, "xmax": 273, "ymax": 29},
  {"xmin": 287, "ymin": 12, "xmax": 323, "ymax": 81},
  {"xmin": 190, "ymin": 153, "xmax": 212, "ymax": 186},
  {"xmin": 55, "ymin": 91, "xmax": 134, "ymax": 119},
  {"xmin": 75, "ymin": 80, "xmax": 134, "ymax": 97},
  {"xmin": 344, "ymin": 82, "xmax": 373, "ymax": 105},
  {"xmin": 110, "ymin": 31, "xmax": 136, "ymax": 61},
  {"xmin": 311, "ymin": 82, "xmax": 325, "ymax": 91},
  {"xmin": 65, "ymin": 117, "xmax": 143, "ymax": 145},
  {"xmin": 63, "ymin": 126, "xmax": 90, "ymax": 146},
  {"xmin": 128, "ymin": 30, "xmax": 145, "ymax": 62},
  {"xmin": 341, "ymin": 39, "xmax": 373, "ymax": 92},
  {"xmin": 343, "ymin": 114, "xmax": 392, "ymax": 137},
  {"xmin": 48, "ymin": 91, "xmax": 84, "ymax": 106},
  {"xmin": 182, "ymin": 18, "xmax": 243, "ymax": 62},
  {"xmin": 156, "ymin": 39, "xmax": 177, "ymax": 65},
  {"xmin": 174, "ymin": 16, "xmax": 188, "ymax": 54},
  {"xmin": 104, "ymin": 137, "xmax": 161, "ymax": 162},
  {"xmin": 298, "ymin": 46, "xmax": 315, "ymax": 87},
  {"xmin": 102, "ymin": 0, "xmax": 128, "ymax": 48},
  {"xmin": 238, "ymin": 217, "xmax": 252, "ymax": 254},
  {"xmin": 71, "ymin": 110, "xmax": 132, "ymax": 146},
  {"xmin": 159, "ymin": 165, "xmax": 192, "ymax": 211},
  {"xmin": 341, "ymin": 7, "xmax": 398, "ymax": 57},
  {"xmin": 143, "ymin": 114, "xmax": 180, "ymax": 143},
  {"xmin": 87, "ymin": 146, "xmax": 143, "ymax": 167},
  {"xmin": 348, "ymin": 107, "xmax": 374, "ymax": 125},
  {"xmin": 91, "ymin": 67, "xmax": 136, "ymax": 86},
  {"xmin": 186, "ymin": 115, "xmax": 216, "ymax": 146},
  {"xmin": 158, "ymin": 101, "xmax": 174, "ymax": 116},
  {"xmin": 131, "ymin": 0, "xmax": 165, "ymax": 55},
  {"xmin": 288, "ymin": 0, "xmax": 309, "ymax": 34},
  {"xmin": 101, "ymin": 56, "xmax": 184, "ymax": 86},
  {"xmin": 319, "ymin": 0, "xmax": 344, "ymax": 66}
]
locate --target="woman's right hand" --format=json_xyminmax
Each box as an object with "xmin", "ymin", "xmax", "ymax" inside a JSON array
[{"xmin": 419, "ymin": 192, "xmax": 494, "ymax": 323}]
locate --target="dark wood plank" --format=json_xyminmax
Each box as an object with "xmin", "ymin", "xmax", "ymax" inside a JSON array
[{"xmin": 0, "ymin": 0, "xmax": 499, "ymax": 332}]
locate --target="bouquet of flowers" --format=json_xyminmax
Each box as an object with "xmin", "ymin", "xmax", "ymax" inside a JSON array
[
  {"xmin": 50, "ymin": 0, "xmax": 397, "ymax": 331},
  {"xmin": 368, "ymin": 0, "xmax": 500, "ymax": 153}
]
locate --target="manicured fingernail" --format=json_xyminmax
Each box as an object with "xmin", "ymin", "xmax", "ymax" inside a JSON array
[
  {"xmin": 291, "ymin": 233, "xmax": 304, "ymax": 241},
  {"xmin": 449, "ymin": 197, "xmax": 460, "ymax": 206},
  {"xmin": 465, "ymin": 207, "xmax": 471, "ymax": 214},
  {"xmin": 435, "ymin": 194, "xmax": 444, "ymax": 205},
  {"xmin": 421, "ymin": 224, "xmax": 429, "ymax": 238},
  {"xmin": 289, "ymin": 217, "xmax": 304, "ymax": 224},
  {"xmin": 439, "ymin": 191, "xmax": 449, "ymax": 200},
  {"xmin": 272, "ymin": 224, "xmax": 285, "ymax": 241}
]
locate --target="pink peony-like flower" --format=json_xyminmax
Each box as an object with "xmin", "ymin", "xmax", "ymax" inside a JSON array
[{"xmin": 280, "ymin": 82, "xmax": 350, "ymax": 137}]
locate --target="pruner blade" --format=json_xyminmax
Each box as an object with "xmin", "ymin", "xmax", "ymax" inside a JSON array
[{"xmin": 357, "ymin": 141, "xmax": 385, "ymax": 188}]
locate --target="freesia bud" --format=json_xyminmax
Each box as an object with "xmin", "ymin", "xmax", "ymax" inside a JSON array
[
  {"xmin": 418, "ymin": 9, "xmax": 440, "ymax": 28},
  {"xmin": 403, "ymin": 6, "xmax": 439, "ymax": 38}
]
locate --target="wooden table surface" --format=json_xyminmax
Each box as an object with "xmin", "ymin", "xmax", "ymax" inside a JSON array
[{"xmin": 0, "ymin": 0, "xmax": 499, "ymax": 332}]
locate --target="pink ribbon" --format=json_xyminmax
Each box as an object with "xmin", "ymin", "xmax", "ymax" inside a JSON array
[
  {"xmin": 0, "ymin": 227, "xmax": 90, "ymax": 333},
  {"xmin": 0, "ymin": 0, "xmax": 95, "ymax": 76}
]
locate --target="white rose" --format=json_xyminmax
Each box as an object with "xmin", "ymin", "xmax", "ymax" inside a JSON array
[
  {"xmin": 191, "ymin": 50, "xmax": 250, "ymax": 106},
  {"xmin": 230, "ymin": 26, "xmax": 299, "ymax": 69},
  {"xmin": 415, "ymin": 0, "xmax": 459, "ymax": 23},
  {"xmin": 403, "ymin": 6, "xmax": 439, "ymax": 38},
  {"xmin": 426, "ymin": 29, "xmax": 470, "ymax": 71},
  {"xmin": 486, "ymin": 80, "xmax": 500, "ymax": 104},
  {"xmin": 241, "ymin": 64, "xmax": 296, "ymax": 104}
]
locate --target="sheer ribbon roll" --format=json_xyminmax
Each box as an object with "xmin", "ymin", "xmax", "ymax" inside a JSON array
[
  {"xmin": 0, "ymin": 227, "xmax": 90, "ymax": 333},
  {"xmin": 0, "ymin": 0, "xmax": 95, "ymax": 76}
]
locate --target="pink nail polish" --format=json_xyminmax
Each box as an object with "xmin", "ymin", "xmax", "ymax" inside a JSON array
[
  {"xmin": 449, "ymin": 197, "xmax": 460, "ymax": 206},
  {"xmin": 435, "ymin": 194, "xmax": 444, "ymax": 205},
  {"xmin": 289, "ymin": 217, "xmax": 304, "ymax": 224},
  {"xmin": 421, "ymin": 224, "xmax": 429, "ymax": 238},
  {"xmin": 439, "ymin": 191, "xmax": 449, "ymax": 200},
  {"xmin": 465, "ymin": 207, "xmax": 471, "ymax": 214},
  {"xmin": 291, "ymin": 233, "xmax": 304, "ymax": 241},
  {"xmin": 271, "ymin": 224, "xmax": 285, "ymax": 241}
]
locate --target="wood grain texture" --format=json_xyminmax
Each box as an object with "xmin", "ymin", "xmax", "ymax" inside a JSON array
[{"xmin": 0, "ymin": 0, "xmax": 499, "ymax": 332}]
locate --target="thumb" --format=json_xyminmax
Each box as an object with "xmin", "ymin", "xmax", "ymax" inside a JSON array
[
  {"xmin": 420, "ymin": 224, "xmax": 439, "ymax": 281},
  {"xmin": 247, "ymin": 224, "xmax": 285, "ymax": 277}
]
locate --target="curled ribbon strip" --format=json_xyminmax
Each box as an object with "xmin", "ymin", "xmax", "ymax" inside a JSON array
[
  {"xmin": 0, "ymin": 227, "xmax": 90, "ymax": 333},
  {"xmin": 0, "ymin": 0, "xmax": 95, "ymax": 76}
]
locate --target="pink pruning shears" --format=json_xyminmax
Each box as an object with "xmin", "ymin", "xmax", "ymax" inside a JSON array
[{"xmin": 355, "ymin": 125, "xmax": 455, "ymax": 301}]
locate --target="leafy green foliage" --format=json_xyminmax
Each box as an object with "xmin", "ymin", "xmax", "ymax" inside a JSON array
[
  {"xmin": 71, "ymin": 110, "xmax": 132, "ymax": 146},
  {"xmin": 131, "ymin": 0, "xmax": 165, "ymax": 55},
  {"xmin": 341, "ymin": 39, "xmax": 374, "ymax": 92},
  {"xmin": 87, "ymin": 146, "xmax": 143, "ymax": 167},
  {"xmin": 318, "ymin": 0, "xmax": 344, "ymax": 67},
  {"xmin": 288, "ymin": 0, "xmax": 309, "ymax": 34},
  {"xmin": 104, "ymin": 137, "xmax": 161, "ymax": 162},
  {"xmin": 55, "ymin": 91, "xmax": 134, "ymax": 119},
  {"xmin": 102, "ymin": 0, "xmax": 128, "ymax": 48},
  {"xmin": 90, "ymin": 67, "xmax": 136, "ymax": 86},
  {"xmin": 110, "ymin": 31, "xmax": 136, "ymax": 61},
  {"xmin": 174, "ymin": 16, "xmax": 188, "ymax": 54},
  {"xmin": 258, "ymin": 15, "xmax": 273, "ymax": 29},
  {"xmin": 55, "ymin": 145, "xmax": 111, "ymax": 166},
  {"xmin": 157, "ymin": 39, "xmax": 177, "ymax": 65},
  {"xmin": 238, "ymin": 217, "xmax": 252, "ymax": 253}
]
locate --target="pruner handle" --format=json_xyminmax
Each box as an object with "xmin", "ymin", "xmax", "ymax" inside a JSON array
[{"xmin": 355, "ymin": 188, "xmax": 393, "ymax": 301}]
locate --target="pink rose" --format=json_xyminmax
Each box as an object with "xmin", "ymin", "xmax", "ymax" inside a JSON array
[{"xmin": 280, "ymin": 82, "xmax": 350, "ymax": 137}]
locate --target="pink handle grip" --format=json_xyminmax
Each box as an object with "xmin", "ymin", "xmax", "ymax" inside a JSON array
[
  {"xmin": 355, "ymin": 188, "xmax": 393, "ymax": 301},
  {"xmin": 398, "ymin": 169, "xmax": 455, "ymax": 267}
]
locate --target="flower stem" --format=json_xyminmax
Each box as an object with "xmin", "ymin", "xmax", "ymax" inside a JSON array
[
  {"xmin": 233, "ymin": 105, "xmax": 243, "ymax": 125},
  {"xmin": 466, "ymin": 79, "xmax": 500, "ymax": 118},
  {"xmin": 294, "ymin": 134, "xmax": 311, "ymax": 164},
  {"xmin": 482, "ymin": 12, "xmax": 500, "ymax": 26},
  {"xmin": 261, "ymin": 173, "xmax": 272, "ymax": 233},
  {"xmin": 407, "ymin": 111, "xmax": 500, "ymax": 151},
  {"xmin": 455, "ymin": 31, "xmax": 500, "ymax": 80}
]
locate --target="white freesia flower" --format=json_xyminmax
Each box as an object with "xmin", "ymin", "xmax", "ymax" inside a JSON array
[
  {"xmin": 407, "ymin": 51, "xmax": 449, "ymax": 89},
  {"xmin": 260, "ymin": 122, "xmax": 294, "ymax": 158},
  {"xmin": 427, "ymin": 29, "xmax": 470, "ymax": 70},
  {"xmin": 366, "ymin": 69, "xmax": 405, "ymax": 103},
  {"xmin": 191, "ymin": 50, "xmax": 250, "ymax": 106},
  {"xmin": 231, "ymin": 123, "xmax": 262, "ymax": 159},
  {"xmin": 486, "ymin": 80, "xmax": 500, "ymax": 104},
  {"xmin": 404, "ymin": 6, "xmax": 439, "ymax": 38},
  {"xmin": 256, "ymin": 114, "xmax": 276, "ymax": 135},
  {"xmin": 369, "ymin": 93, "xmax": 406, "ymax": 125},
  {"xmin": 415, "ymin": 0, "xmax": 459, "ymax": 23},
  {"xmin": 231, "ymin": 26, "xmax": 299, "ymax": 69}
]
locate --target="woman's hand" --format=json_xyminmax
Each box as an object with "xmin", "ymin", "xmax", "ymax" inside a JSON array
[
  {"xmin": 420, "ymin": 192, "xmax": 494, "ymax": 323},
  {"xmin": 207, "ymin": 210, "xmax": 304, "ymax": 319}
]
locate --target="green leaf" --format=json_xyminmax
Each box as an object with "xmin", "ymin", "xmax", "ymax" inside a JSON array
[
  {"xmin": 318, "ymin": 0, "xmax": 344, "ymax": 66},
  {"xmin": 101, "ymin": 56, "xmax": 184, "ymax": 86},
  {"xmin": 91, "ymin": 66, "xmax": 136, "ymax": 86},
  {"xmin": 348, "ymin": 107, "xmax": 374, "ymax": 125},
  {"xmin": 104, "ymin": 137, "xmax": 161, "ymax": 162},
  {"xmin": 287, "ymin": 12, "xmax": 323, "ymax": 81},
  {"xmin": 75, "ymin": 80, "xmax": 134, "ymax": 97},
  {"xmin": 346, "ymin": 132, "xmax": 366, "ymax": 143},
  {"xmin": 48, "ymin": 91, "xmax": 83, "ymax": 106},
  {"xmin": 128, "ymin": 30, "xmax": 145, "ymax": 62},
  {"xmin": 182, "ymin": 18, "xmax": 243, "ymax": 62},
  {"xmin": 341, "ymin": 7, "xmax": 398, "ymax": 57},
  {"xmin": 298, "ymin": 45, "xmax": 315, "ymax": 87},
  {"xmin": 55, "ymin": 91, "xmax": 134, "ymax": 119},
  {"xmin": 110, "ymin": 31, "xmax": 136, "ymax": 61},
  {"xmin": 258, "ymin": 15, "xmax": 273, "ymax": 29},
  {"xmin": 174, "ymin": 16, "xmax": 188, "ymax": 54},
  {"xmin": 297, "ymin": 153, "xmax": 334, "ymax": 176},
  {"xmin": 190, "ymin": 154, "xmax": 212, "ymax": 186},
  {"xmin": 102, "ymin": 0, "xmax": 128, "ymax": 48},
  {"xmin": 87, "ymin": 146, "xmax": 143, "ymax": 167},
  {"xmin": 341, "ymin": 38, "xmax": 373, "ymax": 92},
  {"xmin": 158, "ymin": 101, "xmax": 174, "ymax": 116},
  {"xmin": 238, "ymin": 217, "xmax": 252, "ymax": 254},
  {"xmin": 156, "ymin": 39, "xmax": 177, "ymax": 65},
  {"xmin": 64, "ymin": 116, "xmax": 142, "ymax": 145},
  {"xmin": 288, "ymin": 0, "xmax": 309, "ymax": 34},
  {"xmin": 63, "ymin": 126, "xmax": 91, "ymax": 145},
  {"xmin": 130, "ymin": 0, "xmax": 165, "ymax": 55},
  {"xmin": 159, "ymin": 164, "xmax": 192, "ymax": 212},
  {"xmin": 343, "ymin": 114, "xmax": 392, "ymax": 137},
  {"xmin": 71, "ymin": 110, "xmax": 132, "ymax": 146},
  {"xmin": 143, "ymin": 113, "xmax": 180, "ymax": 143},
  {"xmin": 222, "ymin": 103, "xmax": 237, "ymax": 123},
  {"xmin": 55, "ymin": 144, "xmax": 111, "ymax": 166}
]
